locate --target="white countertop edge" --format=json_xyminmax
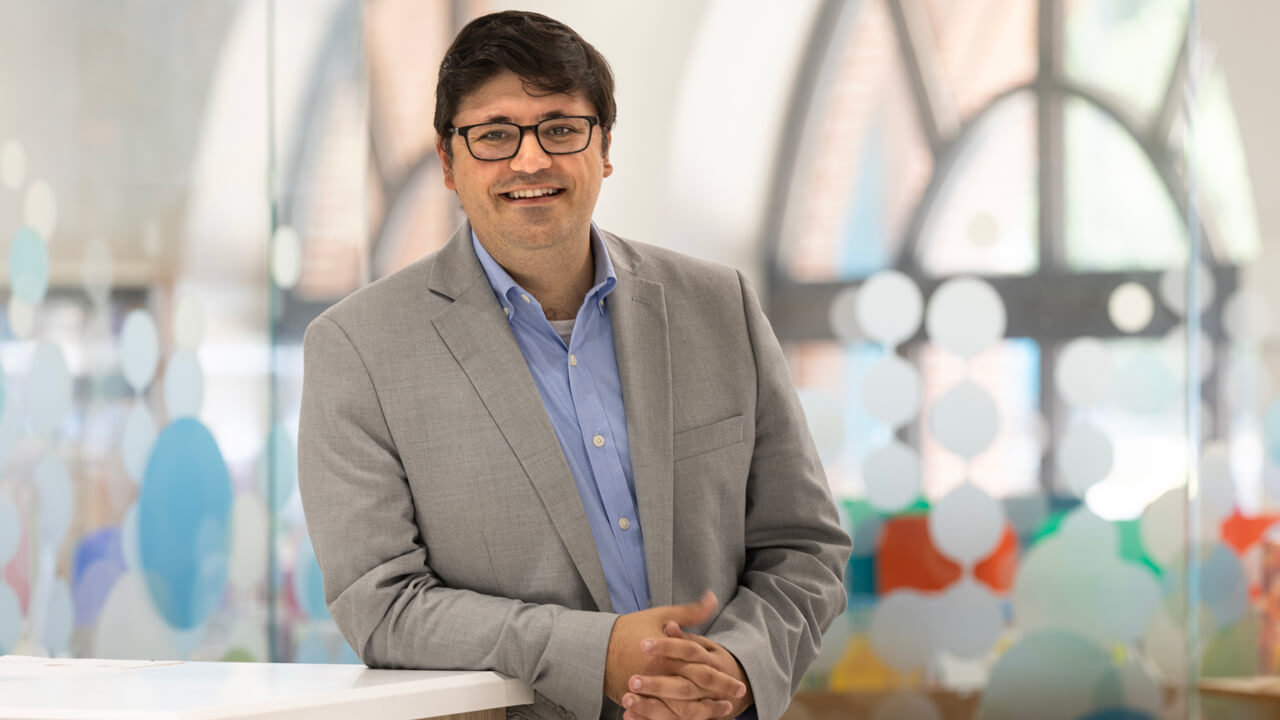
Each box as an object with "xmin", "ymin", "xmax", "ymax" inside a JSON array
[{"xmin": 0, "ymin": 669, "xmax": 535, "ymax": 720}]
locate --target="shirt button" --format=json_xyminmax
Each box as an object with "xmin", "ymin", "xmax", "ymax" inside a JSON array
[
  {"xmin": 521, "ymin": 293, "xmax": 531, "ymax": 303},
  {"xmin": 592, "ymin": 434, "xmax": 605, "ymax": 448},
  {"xmin": 618, "ymin": 517, "xmax": 630, "ymax": 531},
  {"xmin": 569, "ymin": 354, "xmax": 578, "ymax": 367},
  {"xmin": 503, "ymin": 307, "xmax": 510, "ymax": 317}
]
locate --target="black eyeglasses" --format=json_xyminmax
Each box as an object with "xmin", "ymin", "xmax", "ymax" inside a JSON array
[{"xmin": 449, "ymin": 115, "xmax": 600, "ymax": 161}]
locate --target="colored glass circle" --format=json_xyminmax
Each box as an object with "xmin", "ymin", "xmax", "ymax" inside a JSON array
[
  {"xmin": 121, "ymin": 310, "xmax": 160, "ymax": 393},
  {"xmin": 10, "ymin": 226, "xmax": 49, "ymax": 305}
]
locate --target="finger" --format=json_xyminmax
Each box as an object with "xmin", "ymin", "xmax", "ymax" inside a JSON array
[
  {"xmin": 623, "ymin": 694, "xmax": 731, "ymax": 720},
  {"xmin": 663, "ymin": 621, "xmax": 684, "ymax": 639},
  {"xmin": 642, "ymin": 637, "xmax": 716, "ymax": 665},
  {"xmin": 667, "ymin": 590, "xmax": 718, "ymax": 627},
  {"xmin": 628, "ymin": 673, "xmax": 716, "ymax": 701},
  {"xmin": 621, "ymin": 693, "xmax": 677, "ymax": 720},
  {"xmin": 674, "ymin": 662, "xmax": 747, "ymax": 700}
]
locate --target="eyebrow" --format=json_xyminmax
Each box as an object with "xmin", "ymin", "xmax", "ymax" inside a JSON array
[{"xmin": 473, "ymin": 111, "xmax": 572, "ymax": 125}]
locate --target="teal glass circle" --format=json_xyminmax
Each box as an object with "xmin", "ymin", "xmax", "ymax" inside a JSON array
[{"xmin": 9, "ymin": 227, "xmax": 49, "ymax": 305}]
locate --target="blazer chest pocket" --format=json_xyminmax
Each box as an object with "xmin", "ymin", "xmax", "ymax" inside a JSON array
[{"xmin": 674, "ymin": 414, "xmax": 744, "ymax": 462}]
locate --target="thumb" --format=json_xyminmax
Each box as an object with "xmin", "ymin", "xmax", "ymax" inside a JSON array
[
  {"xmin": 669, "ymin": 590, "xmax": 718, "ymax": 627},
  {"xmin": 663, "ymin": 620, "xmax": 684, "ymax": 638}
]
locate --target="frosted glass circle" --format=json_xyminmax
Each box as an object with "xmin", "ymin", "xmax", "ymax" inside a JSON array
[
  {"xmin": 1056, "ymin": 424, "xmax": 1114, "ymax": 497},
  {"xmin": 7, "ymin": 299, "xmax": 35, "ymax": 339},
  {"xmin": 81, "ymin": 237, "xmax": 112, "ymax": 306},
  {"xmin": 0, "ymin": 494, "xmax": 18, "ymax": 564},
  {"xmin": 121, "ymin": 310, "xmax": 160, "ymax": 393},
  {"xmin": 24, "ymin": 181, "xmax": 57, "ymax": 240},
  {"xmin": 92, "ymin": 573, "xmax": 177, "ymax": 660},
  {"xmin": 1056, "ymin": 338, "xmax": 1112, "ymax": 407},
  {"xmin": 1058, "ymin": 506, "xmax": 1119, "ymax": 557},
  {"xmin": 10, "ymin": 226, "xmax": 49, "ymax": 305},
  {"xmin": 1159, "ymin": 262, "xmax": 1214, "ymax": 316},
  {"xmin": 173, "ymin": 291, "xmax": 205, "ymax": 351},
  {"xmin": 933, "ymin": 578, "xmax": 1003, "ymax": 658},
  {"xmin": 983, "ymin": 631, "xmax": 1110, "ymax": 720},
  {"xmin": 0, "ymin": 139, "xmax": 24, "ymax": 189},
  {"xmin": 827, "ymin": 286, "xmax": 863, "ymax": 344},
  {"xmin": 34, "ymin": 453, "xmax": 73, "ymax": 546},
  {"xmin": 39, "ymin": 578, "xmax": 72, "ymax": 654},
  {"xmin": 271, "ymin": 225, "xmax": 302, "ymax": 289},
  {"xmin": 1115, "ymin": 350, "xmax": 1176, "ymax": 415},
  {"xmin": 872, "ymin": 691, "xmax": 941, "ymax": 720},
  {"xmin": 925, "ymin": 277, "xmax": 1006, "ymax": 358},
  {"xmin": 863, "ymin": 440, "xmax": 921, "ymax": 513},
  {"xmin": 929, "ymin": 483, "xmax": 1005, "ymax": 564},
  {"xmin": 1140, "ymin": 488, "xmax": 1185, "ymax": 565},
  {"xmin": 797, "ymin": 389, "xmax": 845, "ymax": 462},
  {"xmin": 163, "ymin": 350, "xmax": 203, "ymax": 420},
  {"xmin": 1223, "ymin": 290, "xmax": 1271, "ymax": 344},
  {"xmin": 869, "ymin": 590, "xmax": 934, "ymax": 671},
  {"xmin": 28, "ymin": 341, "xmax": 71, "ymax": 435},
  {"xmin": 1163, "ymin": 325, "xmax": 1214, "ymax": 382},
  {"xmin": 229, "ymin": 493, "xmax": 269, "ymax": 591},
  {"xmin": 861, "ymin": 355, "xmax": 921, "ymax": 428},
  {"xmin": 1226, "ymin": 353, "xmax": 1272, "ymax": 414},
  {"xmin": 1108, "ymin": 282, "xmax": 1154, "ymax": 333},
  {"xmin": 930, "ymin": 381, "xmax": 999, "ymax": 458},
  {"xmin": 121, "ymin": 403, "xmax": 157, "ymax": 485},
  {"xmin": 1199, "ymin": 440, "xmax": 1237, "ymax": 523},
  {"xmin": 855, "ymin": 270, "xmax": 922, "ymax": 347}
]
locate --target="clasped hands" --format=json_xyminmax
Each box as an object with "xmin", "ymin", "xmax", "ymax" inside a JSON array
[{"xmin": 604, "ymin": 591, "xmax": 753, "ymax": 720}]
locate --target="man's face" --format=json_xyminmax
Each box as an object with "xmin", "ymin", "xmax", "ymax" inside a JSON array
[{"xmin": 437, "ymin": 69, "xmax": 612, "ymax": 259}]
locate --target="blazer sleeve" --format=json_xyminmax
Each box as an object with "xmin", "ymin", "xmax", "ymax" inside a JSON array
[
  {"xmin": 297, "ymin": 314, "xmax": 618, "ymax": 720},
  {"xmin": 704, "ymin": 272, "xmax": 853, "ymax": 720}
]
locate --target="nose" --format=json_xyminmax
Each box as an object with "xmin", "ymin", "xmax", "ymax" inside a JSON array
[{"xmin": 509, "ymin": 127, "xmax": 552, "ymax": 174}]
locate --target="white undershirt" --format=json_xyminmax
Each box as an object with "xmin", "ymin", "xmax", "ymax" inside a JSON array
[{"xmin": 550, "ymin": 318, "xmax": 575, "ymax": 347}]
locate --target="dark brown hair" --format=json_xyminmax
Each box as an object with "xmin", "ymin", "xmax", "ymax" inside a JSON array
[{"xmin": 434, "ymin": 11, "xmax": 616, "ymax": 153}]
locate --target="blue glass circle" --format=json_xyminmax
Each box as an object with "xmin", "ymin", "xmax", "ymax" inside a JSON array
[
  {"xmin": 138, "ymin": 418, "xmax": 232, "ymax": 630},
  {"xmin": 9, "ymin": 226, "xmax": 49, "ymax": 305}
]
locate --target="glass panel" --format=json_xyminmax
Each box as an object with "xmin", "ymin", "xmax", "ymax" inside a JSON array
[
  {"xmin": 1065, "ymin": 0, "xmax": 1189, "ymax": 120},
  {"xmin": 777, "ymin": 0, "xmax": 932, "ymax": 282},
  {"xmin": 0, "ymin": 0, "xmax": 268, "ymax": 660},
  {"xmin": 918, "ymin": 92, "xmax": 1038, "ymax": 276},
  {"xmin": 1065, "ymin": 96, "xmax": 1187, "ymax": 271}
]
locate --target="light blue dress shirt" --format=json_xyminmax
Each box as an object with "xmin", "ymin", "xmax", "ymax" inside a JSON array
[
  {"xmin": 473, "ymin": 228, "xmax": 651, "ymax": 615},
  {"xmin": 474, "ymin": 230, "xmax": 756, "ymax": 719}
]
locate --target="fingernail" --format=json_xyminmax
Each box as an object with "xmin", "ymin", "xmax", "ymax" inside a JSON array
[
  {"xmin": 630, "ymin": 676, "xmax": 642, "ymax": 690},
  {"xmin": 624, "ymin": 695, "xmax": 634, "ymax": 708},
  {"xmin": 641, "ymin": 639, "xmax": 655, "ymax": 651},
  {"xmin": 736, "ymin": 683, "xmax": 746, "ymax": 697}
]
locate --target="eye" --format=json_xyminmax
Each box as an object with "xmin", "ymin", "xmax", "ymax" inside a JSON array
[
  {"xmin": 474, "ymin": 127, "xmax": 514, "ymax": 143},
  {"xmin": 543, "ymin": 123, "xmax": 581, "ymax": 138}
]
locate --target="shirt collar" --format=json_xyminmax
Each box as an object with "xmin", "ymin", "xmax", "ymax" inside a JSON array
[{"xmin": 471, "ymin": 223, "xmax": 617, "ymax": 320}]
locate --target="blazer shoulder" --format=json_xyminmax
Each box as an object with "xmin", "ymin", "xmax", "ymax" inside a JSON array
[{"xmin": 603, "ymin": 231, "xmax": 744, "ymax": 298}]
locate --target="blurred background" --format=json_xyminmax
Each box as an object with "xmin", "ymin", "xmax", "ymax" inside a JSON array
[{"xmin": 0, "ymin": 1, "xmax": 1277, "ymax": 718}]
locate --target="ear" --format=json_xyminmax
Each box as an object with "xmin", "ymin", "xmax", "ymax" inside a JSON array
[
  {"xmin": 436, "ymin": 134, "xmax": 456, "ymax": 190},
  {"xmin": 602, "ymin": 131, "xmax": 613, "ymax": 178}
]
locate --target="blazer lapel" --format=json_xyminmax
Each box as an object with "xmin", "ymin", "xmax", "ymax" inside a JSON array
[
  {"xmin": 605, "ymin": 233, "xmax": 674, "ymax": 608},
  {"xmin": 428, "ymin": 225, "xmax": 614, "ymax": 613}
]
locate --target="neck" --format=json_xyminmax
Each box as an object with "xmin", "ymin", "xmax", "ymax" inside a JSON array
[{"xmin": 481, "ymin": 232, "xmax": 595, "ymax": 322}]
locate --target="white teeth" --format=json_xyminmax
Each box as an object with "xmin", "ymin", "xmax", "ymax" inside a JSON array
[{"xmin": 507, "ymin": 188, "xmax": 557, "ymax": 199}]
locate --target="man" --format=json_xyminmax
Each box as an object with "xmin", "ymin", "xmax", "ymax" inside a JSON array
[{"xmin": 298, "ymin": 11, "xmax": 850, "ymax": 720}]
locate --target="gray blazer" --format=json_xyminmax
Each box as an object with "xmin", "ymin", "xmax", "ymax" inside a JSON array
[{"xmin": 297, "ymin": 223, "xmax": 851, "ymax": 720}]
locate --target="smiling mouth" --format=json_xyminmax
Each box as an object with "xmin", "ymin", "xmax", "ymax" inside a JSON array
[{"xmin": 502, "ymin": 187, "xmax": 564, "ymax": 200}]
